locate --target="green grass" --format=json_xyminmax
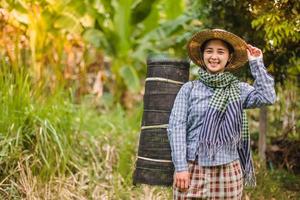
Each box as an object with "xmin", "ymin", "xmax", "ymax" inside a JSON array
[
  {"xmin": 244, "ymin": 155, "xmax": 300, "ymax": 200},
  {"xmin": 0, "ymin": 61, "xmax": 145, "ymax": 199},
  {"xmin": 0, "ymin": 65, "xmax": 78, "ymax": 180}
]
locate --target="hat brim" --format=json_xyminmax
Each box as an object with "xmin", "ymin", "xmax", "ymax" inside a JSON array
[{"xmin": 187, "ymin": 29, "xmax": 248, "ymax": 70}]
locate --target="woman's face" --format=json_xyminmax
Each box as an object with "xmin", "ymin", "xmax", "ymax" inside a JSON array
[{"xmin": 202, "ymin": 39, "xmax": 231, "ymax": 74}]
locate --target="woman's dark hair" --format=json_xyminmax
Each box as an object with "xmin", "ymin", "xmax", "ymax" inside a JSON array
[{"xmin": 200, "ymin": 39, "xmax": 234, "ymax": 54}]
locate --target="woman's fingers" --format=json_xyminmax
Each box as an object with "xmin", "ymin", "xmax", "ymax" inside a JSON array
[
  {"xmin": 176, "ymin": 176, "xmax": 185, "ymax": 188},
  {"xmin": 185, "ymin": 176, "xmax": 190, "ymax": 189},
  {"xmin": 255, "ymin": 48, "xmax": 262, "ymax": 56},
  {"xmin": 180, "ymin": 178, "xmax": 185, "ymax": 190},
  {"xmin": 178, "ymin": 178, "xmax": 187, "ymax": 191},
  {"xmin": 247, "ymin": 44, "xmax": 255, "ymax": 53},
  {"xmin": 251, "ymin": 48, "xmax": 262, "ymax": 56},
  {"xmin": 246, "ymin": 45, "xmax": 254, "ymax": 56},
  {"xmin": 247, "ymin": 44, "xmax": 263, "ymax": 59}
]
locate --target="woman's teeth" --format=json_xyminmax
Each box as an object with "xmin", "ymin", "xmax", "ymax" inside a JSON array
[{"xmin": 210, "ymin": 62, "xmax": 219, "ymax": 66}]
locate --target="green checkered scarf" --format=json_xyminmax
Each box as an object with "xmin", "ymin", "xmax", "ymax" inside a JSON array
[{"xmin": 198, "ymin": 68, "xmax": 256, "ymax": 187}]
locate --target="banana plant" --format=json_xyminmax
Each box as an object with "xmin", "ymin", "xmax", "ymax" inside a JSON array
[
  {"xmin": 81, "ymin": 0, "xmax": 196, "ymax": 100},
  {"xmin": 1, "ymin": 0, "xmax": 203, "ymax": 101}
]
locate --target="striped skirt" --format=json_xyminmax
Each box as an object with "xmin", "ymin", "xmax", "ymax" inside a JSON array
[{"xmin": 173, "ymin": 160, "xmax": 243, "ymax": 200}]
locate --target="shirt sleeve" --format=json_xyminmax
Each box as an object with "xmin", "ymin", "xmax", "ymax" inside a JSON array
[
  {"xmin": 167, "ymin": 81, "xmax": 192, "ymax": 172},
  {"xmin": 240, "ymin": 58, "xmax": 276, "ymax": 109}
]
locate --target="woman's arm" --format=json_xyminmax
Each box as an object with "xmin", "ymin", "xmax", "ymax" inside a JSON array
[
  {"xmin": 167, "ymin": 82, "xmax": 191, "ymax": 172},
  {"xmin": 167, "ymin": 82, "xmax": 192, "ymax": 190},
  {"xmin": 240, "ymin": 45, "xmax": 276, "ymax": 109}
]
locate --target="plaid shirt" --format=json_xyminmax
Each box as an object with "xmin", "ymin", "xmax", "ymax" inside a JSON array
[{"xmin": 167, "ymin": 58, "xmax": 276, "ymax": 172}]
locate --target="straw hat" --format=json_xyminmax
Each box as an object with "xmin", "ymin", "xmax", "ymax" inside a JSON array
[{"xmin": 187, "ymin": 29, "xmax": 248, "ymax": 70}]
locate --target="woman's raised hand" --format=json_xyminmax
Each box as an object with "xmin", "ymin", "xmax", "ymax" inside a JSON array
[{"xmin": 247, "ymin": 44, "xmax": 263, "ymax": 61}]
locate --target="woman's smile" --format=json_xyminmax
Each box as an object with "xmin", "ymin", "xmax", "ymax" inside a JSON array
[{"xmin": 208, "ymin": 60, "xmax": 220, "ymax": 67}]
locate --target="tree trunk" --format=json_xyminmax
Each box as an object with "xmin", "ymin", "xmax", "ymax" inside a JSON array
[{"xmin": 259, "ymin": 106, "xmax": 267, "ymax": 161}]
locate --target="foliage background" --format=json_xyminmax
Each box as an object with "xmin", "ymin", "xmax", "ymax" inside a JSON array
[{"xmin": 0, "ymin": 0, "xmax": 299, "ymax": 199}]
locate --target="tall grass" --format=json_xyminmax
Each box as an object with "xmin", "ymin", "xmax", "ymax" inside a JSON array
[
  {"xmin": 0, "ymin": 62, "xmax": 76, "ymax": 180},
  {"xmin": 0, "ymin": 61, "xmax": 172, "ymax": 199}
]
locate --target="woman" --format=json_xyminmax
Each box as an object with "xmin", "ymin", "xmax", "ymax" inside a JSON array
[{"xmin": 167, "ymin": 29, "xmax": 276, "ymax": 199}]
